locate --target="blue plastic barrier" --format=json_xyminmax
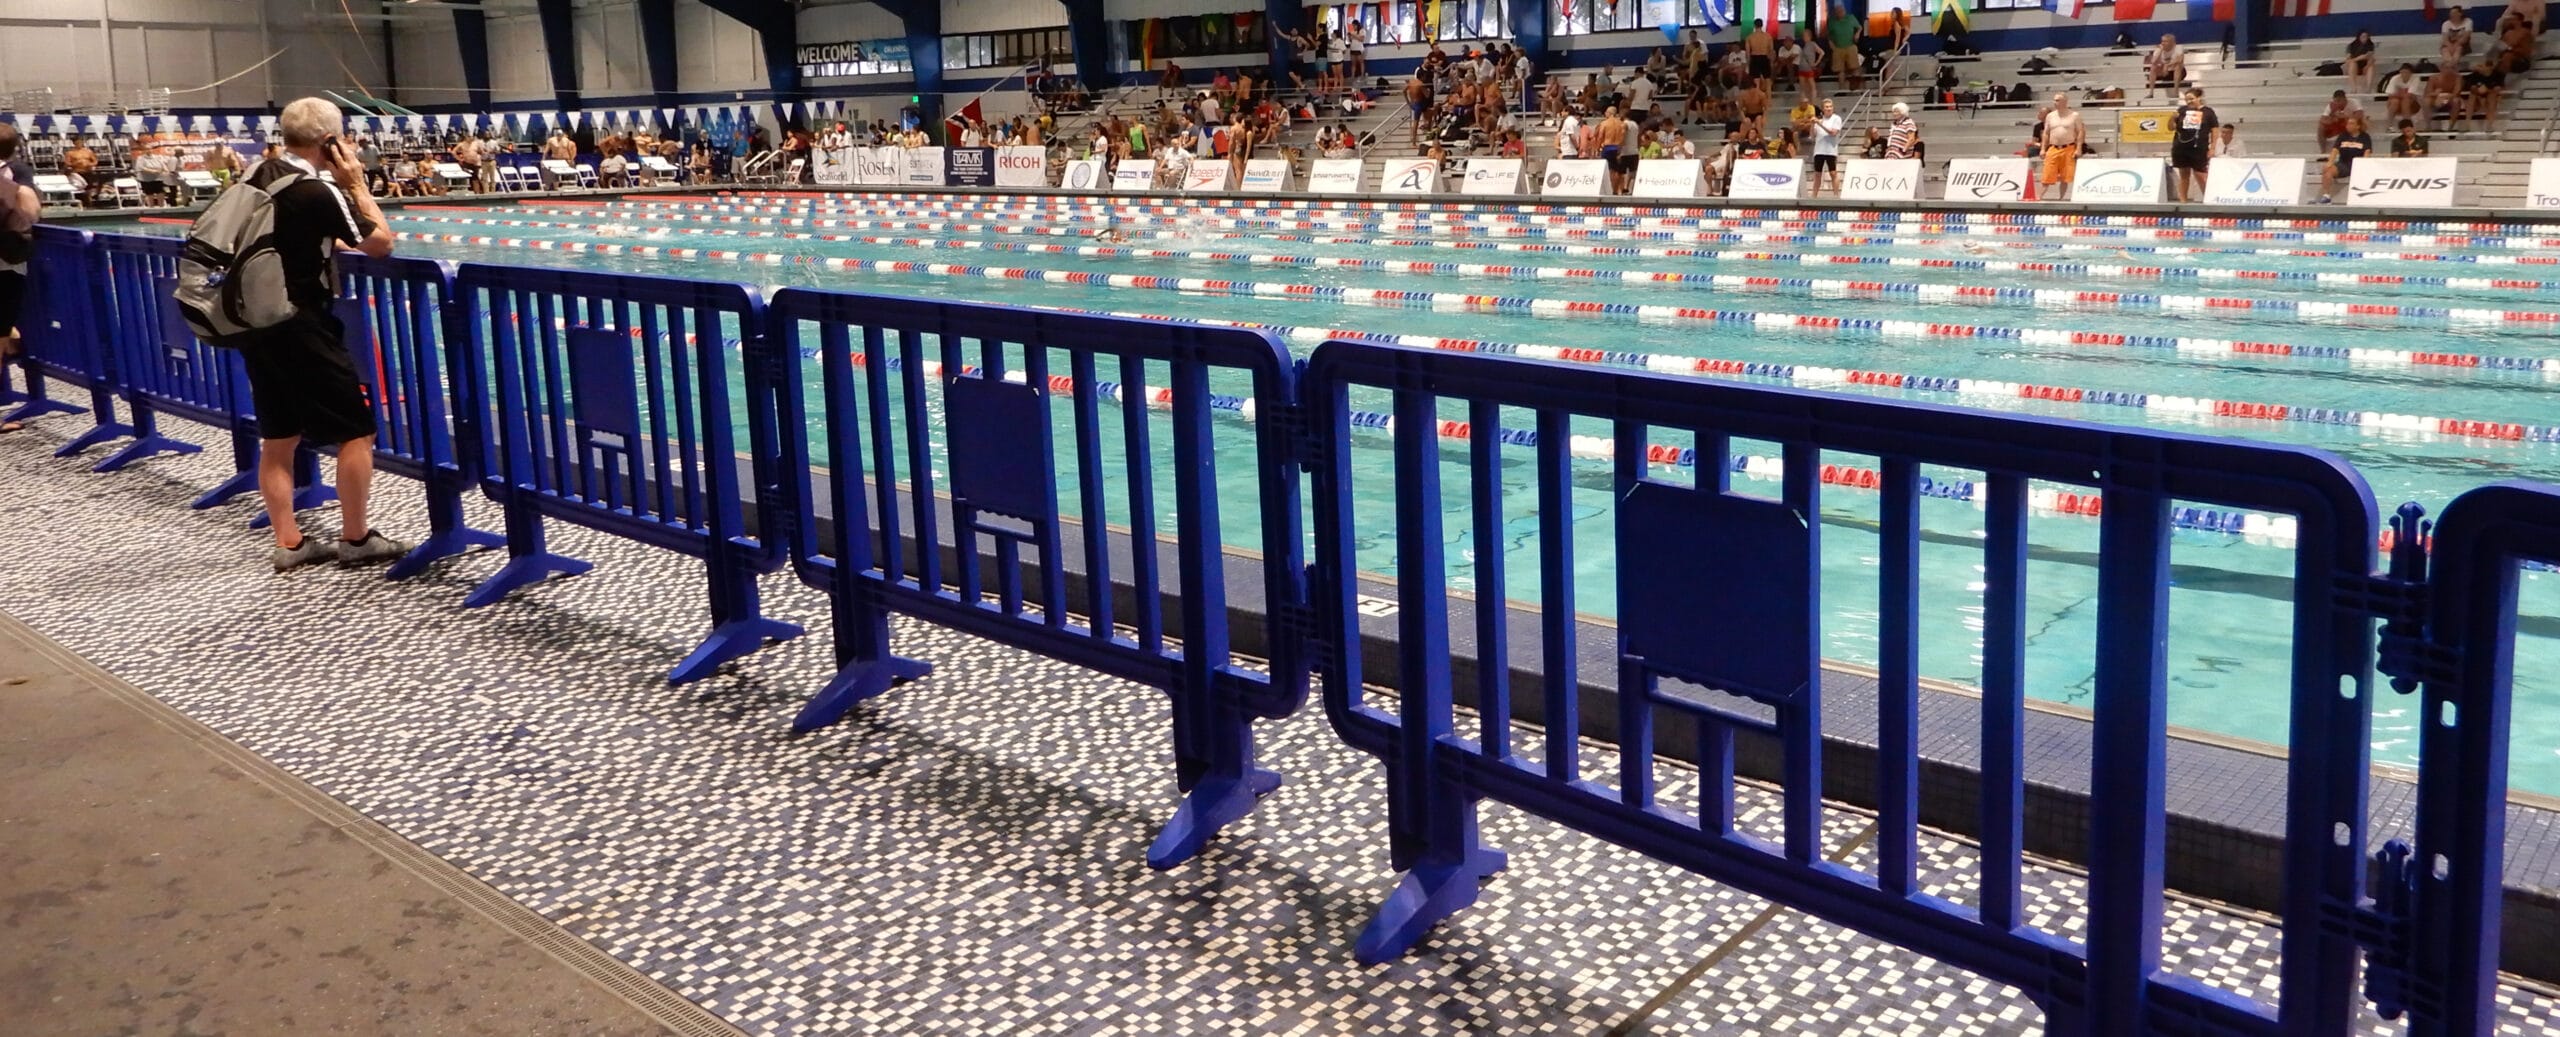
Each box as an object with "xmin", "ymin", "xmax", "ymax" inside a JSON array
[
  {"xmin": 91, "ymin": 232, "xmax": 329, "ymax": 519},
  {"xmin": 332, "ymin": 254, "xmax": 504, "ymax": 579},
  {"xmin": 1303, "ymin": 339, "xmax": 2387, "ymax": 1035},
  {"xmin": 449, "ymin": 264, "xmax": 800, "ymax": 682},
  {"xmin": 759, "ymin": 289, "xmax": 1310, "ymax": 868},
  {"xmin": 6, "ymin": 227, "xmax": 135, "ymax": 456}
]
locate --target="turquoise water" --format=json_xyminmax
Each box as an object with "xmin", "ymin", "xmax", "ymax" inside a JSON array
[{"xmin": 99, "ymin": 197, "xmax": 2560, "ymax": 795}]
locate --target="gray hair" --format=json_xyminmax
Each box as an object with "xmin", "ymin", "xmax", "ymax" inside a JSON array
[{"xmin": 278, "ymin": 97, "xmax": 344, "ymax": 147}]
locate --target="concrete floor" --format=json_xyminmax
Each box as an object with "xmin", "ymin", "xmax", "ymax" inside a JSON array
[{"xmin": 0, "ymin": 613, "xmax": 709, "ymax": 1037}]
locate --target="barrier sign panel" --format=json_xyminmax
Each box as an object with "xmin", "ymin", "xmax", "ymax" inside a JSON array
[
  {"xmin": 1942, "ymin": 158, "xmax": 2029, "ymax": 201},
  {"xmin": 2201, "ymin": 157, "xmax": 2306, "ymax": 206},
  {"xmin": 994, "ymin": 146, "xmax": 1047, "ymax": 187},
  {"xmin": 812, "ymin": 147, "xmax": 856, "ymax": 185},
  {"xmin": 2346, "ymin": 156, "xmax": 2458, "ymax": 207},
  {"xmin": 1632, "ymin": 159, "xmax": 1701, "ymax": 198},
  {"xmin": 1239, "ymin": 158, "xmax": 1290, "ymax": 192},
  {"xmin": 1377, "ymin": 159, "xmax": 1441, "ymax": 195},
  {"xmin": 1841, "ymin": 158, "xmax": 1922, "ymax": 200},
  {"xmin": 1307, "ymin": 159, "xmax": 1365, "ymax": 194},
  {"xmin": 1540, "ymin": 159, "xmax": 1608, "ymax": 196},
  {"xmin": 1461, "ymin": 158, "xmax": 1523, "ymax": 195},
  {"xmin": 1060, "ymin": 158, "xmax": 1106, "ymax": 191},
  {"xmin": 855, "ymin": 147, "xmax": 899, "ymax": 185},
  {"xmin": 943, "ymin": 147, "xmax": 995, "ymax": 188},
  {"xmin": 2117, "ymin": 109, "xmax": 2175, "ymax": 144},
  {"xmin": 1184, "ymin": 162, "xmax": 1232, "ymax": 192},
  {"xmin": 1727, "ymin": 159, "xmax": 1803, "ymax": 199},
  {"xmin": 2070, "ymin": 157, "xmax": 2163, "ymax": 204},
  {"xmin": 901, "ymin": 146, "xmax": 945, "ymax": 186},
  {"xmin": 2531, "ymin": 158, "xmax": 2560, "ymax": 208},
  {"xmin": 1111, "ymin": 159, "xmax": 1158, "ymax": 191}
]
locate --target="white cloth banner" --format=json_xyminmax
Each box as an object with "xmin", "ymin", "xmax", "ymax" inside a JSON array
[
  {"xmin": 1111, "ymin": 159, "xmax": 1157, "ymax": 191},
  {"xmin": 1184, "ymin": 163, "xmax": 1232, "ymax": 191},
  {"xmin": 1632, "ymin": 159, "xmax": 1702, "ymax": 198},
  {"xmin": 995, "ymin": 146, "xmax": 1048, "ymax": 187},
  {"xmin": 1059, "ymin": 158, "xmax": 1107, "ymax": 191},
  {"xmin": 855, "ymin": 147, "xmax": 900, "ymax": 185},
  {"xmin": 1460, "ymin": 158, "xmax": 1523, "ymax": 195},
  {"xmin": 2200, "ymin": 158, "xmax": 2307, "ymax": 206},
  {"xmin": 1307, "ymin": 158, "xmax": 1365, "ymax": 194},
  {"xmin": 2069, "ymin": 158, "xmax": 2163, "ymax": 204},
  {"xmin": 2345, "ymin": 156, "xmax": 2458, "ymax": 207},
  {"xmin": 1376, "ymin": 158, "xmax": 1441, "ymax": 194},
  {"xmin": 1941, "ymin": 158, "xmax": 2030, "ymax": 201},
  {"xmin": 1841, "ymin": 159, "xmax": 1922, "ymax": 200},
  {"xmin": 1727, "ymin": 159, "xmax": 1804, "ymax": 199},
  {"xmin": 1539, "ymin": 159, "xmax": 1608, "ymax": 196},
  {"xmin": 812, "ymin": 147, "xmax": 857, "ymax": 186},
  {"xmin": 902, "ymin": 146, "xmax": 945, "ymax": 186},
  {"xmin": 1238, "ymin": 158, "xmax": 1290, "ymax": 192},
  {"xmin": 2529, "ymin": 158, "xmax": 2560, "ymax": 208}
]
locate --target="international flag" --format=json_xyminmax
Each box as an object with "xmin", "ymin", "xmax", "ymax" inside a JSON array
[
  {"xmin": 1734, "ymin": 0, "xmax": 1783, "ymax": 30},
  {"xmin": 2272, "ymin": 0, "xmax": 2332, "ymax": 13},
  {"xmin": 1425, "ymin": 0, "xmax": 1442, "ymax": 40},
  {"xmin": 1700, "ymin": 0, "xmax": 1736, "ymax": 31},
  {"xmin": 2046, "ymin": 0, "xmax": 2085, "ymax": 17},
  {"xmin": 2213, "ymin": 0, "xmax": 2235, "ymax": 19},
  {"xmin": 1936, "ymin": 0, "xmax": 1970, "ymax": 31},
  {"xmin": 1648, "ymin": 0, "xmax": 1685, "ymax": 40},
  {"xmin": 2113, "ymin": 0, "xmax": 2155, "ymax": 19}
]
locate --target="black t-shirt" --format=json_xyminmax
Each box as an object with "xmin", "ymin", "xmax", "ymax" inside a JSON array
[
  {"xmin": 2392, "ymin": 132, "xmax": 2430, "ymax": 156},
  {"xmin": 2172, "ymin": 104, "xmax": 2218, "ymax": 149},
  {"xmin": 2348, "ymin": 38, "xmax": 2375, "ymax": 57},
  {"xmin": 1, "ymin": 158, "xmax": 37, "ymax": 268},
  {"xmin": 2333, "ymin": 131, "xmax": 2372, "ymax": 170},
  {"xmin": 245, "ymin": 155, "xmax": 370, "ymax": 316}
]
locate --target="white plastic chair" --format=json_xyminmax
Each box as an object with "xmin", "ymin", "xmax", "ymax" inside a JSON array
[
  {"xmin": 33, "ymin": 174, "xmax": 80, "ymax": 207},
  {"xmin": 110, "ymin": 177, "xmax": 144, "ymax": 207}
]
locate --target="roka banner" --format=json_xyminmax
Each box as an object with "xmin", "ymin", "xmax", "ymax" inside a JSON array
[
  {"xmin": 995, "ymin": 146, "xmax": 1047, "ymax": 187},
  {"xmin": 1306, "ymin": 159, "xmax": 1364, "ymax": 194},
  {"xmin": 1840, "ymin": 159, "xmax": 1921, "ymax": 200},
  {"xmin": 901, "ymin": 146, "xmax": 945, "ymax": 186},
  {"xmin": 1377, "ymin": 158, "xmax": 1440, "ymax": 195},
  {"xmin": 1238, "ymin": 158, "xmax": 1290, "ymax": 192},
  {"xmin": 1460, "ymin": 158, "xmax": 1523, "ymax": 195},
  {"xmin": 1631, "ymin": 159, "xmax": 1701, "ymax": 198},
  {"xmin": 943, "ymin": 147, "xmax": 996, "ymax": 187},
  {"xmin": 1539, "ymin": 159, "xmax": 1608, "ymax": 196}
]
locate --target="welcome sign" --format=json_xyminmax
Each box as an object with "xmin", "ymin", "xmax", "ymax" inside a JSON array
[
  {"xmin": 2200, "ymin": 158, "xmax": 2306, "ymax": 206},
  {"xmin": 1941, "ymin": 158, "xmax": 2029, "ymax": 201},
  {"xmin": 1726, "ymin": 159, "xmax": 1803, "ymax": 199}
]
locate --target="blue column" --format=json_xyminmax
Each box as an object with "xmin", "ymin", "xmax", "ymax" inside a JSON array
[
  {"xmin": 2234, "ymin": 0, "xmax": 2268, "ymax": 57},
  {"xmin": 879, "ymin": 0, "xmax": 943, "ymax": 130},
  {"xmin": 535, "ymin": 0, "xmax": 580, "ymax": 111},
  {"xmin": 1507, "ymin": 0, "xmax": 1552, "ymax": 76},
  {"xmin": 636, "ymin": 0, "xmax": 680, "ymax": 108},
  {"xmin": 1062, "ymin": 0, "xmax": 1119, "ymax": 89},
  {"xmin": 1264, "ymin": 0, "xmax": 1299, "ymax": 84},
  {"xmin": 452, "ymin": 0, "xmax": 493, "ymax": 111}
]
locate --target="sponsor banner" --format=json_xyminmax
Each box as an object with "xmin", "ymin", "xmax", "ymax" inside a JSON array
[
  {"xmin": 944, "ymin": 147, "xmax": 995, "ymax": 188},
  {"xmin": 994, "ymin": 146, "xmax": 1047, "ymax": 187},
  {"xmin": 1239, "ymin": 158, "xmax": 1290, "ymax": 192},
  {"xmin": 1942, "ymin": 158, "xmax": 2029, "ymax": 202},
  {"xmin": 1060, "ymin": 158, "xmax": 1107, "ymax": 191},
  {"xmin": 1540, "ymin": 159, "xmax": 1609, "ymax": 196},
  {"xmin": 1632, "ymin": 159, "xmax": 1701, "ymax": 199},
  {"xmin": 1184, "ymin": 162, "xmax": 1232, "ymax": 191},
  {"xmin": 2346, "ymin": 157, "xmax": 2459, "ymax": 208},
  {"xmin": 1378, "ymin": 159, "xmax": 1442, "ymax": 195},
  {"xmin": 2070, "ymin": 158, "xmax": 2163, "ymax": 204},
  {"xmin": 1840, "ymin": 159, "xmax": 1922, "ymax": 201},
  {"xmin": 1727, "ymin": 159, "xmax": 1804, "ymax": 199},
  {"xmin": 811, "ymin": 147, "xmax": 856, "ymax": 185},
  {"xmin": 1461, "ymin": 158, "xmax": 1524, "ymax": 195},
  {"xmin": 1307, "ymin": 158, "xmax": 1366, "ymax": 194},
  {"xmin": 2530, "ymin": 157, "xmax": 2560, "ymax": 208},
  {"xmin": 901, "ymin": 146, "xmax": 945, "ymax": 186},
  {"xmin": 2201, "ymin": 158, "xmax": 2307, "ymax": 206},
  {"xmin": 2117, "ymin": 109, "xmax": 2175, "ymax": 145},
  {"xmin": 1112, "ymin": 159, "xmax": 1159, "ymax": 190},
  {"xmin": 855, "ymin": 147, "xmax": 899, "ymax": 186}
]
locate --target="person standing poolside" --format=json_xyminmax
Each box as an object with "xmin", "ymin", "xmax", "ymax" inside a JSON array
[
  {"xmin": 1598, "ymin": 105, "xmax": 1633, "ymax": 194},
  {"xmin": 2039, "ymin": 93, "xmax": 2085, "ymax": 200},
  {"xmin": 235, "ymin": 97, "xmax": 407, "ymax": 571},
  {"xmin": 1809, "ymin": 98, "xmax": 1844, "ymax": 196},
  {"xmin": 2169, "ymin": 87, "xmax": 2218, "ymax": 203}
]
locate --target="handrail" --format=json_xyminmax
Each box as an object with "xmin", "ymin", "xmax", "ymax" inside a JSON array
[
  {"xmin": 2540, "ymin": 90, "xmax": 2560, "ymax": 153},
  {"xmin": 1841, "ymin": 39, "xmax": 1915, "ymax": 131}
]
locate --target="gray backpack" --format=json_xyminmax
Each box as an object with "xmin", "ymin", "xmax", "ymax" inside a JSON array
[{"xmin": 174, "ymin": 171, "xmax": 303, "ymax": 346}]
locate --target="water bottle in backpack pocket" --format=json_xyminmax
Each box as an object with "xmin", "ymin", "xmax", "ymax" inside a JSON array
[{"xmin": 173, "ymin": 172, "xmax": 303, "ymax": 347}]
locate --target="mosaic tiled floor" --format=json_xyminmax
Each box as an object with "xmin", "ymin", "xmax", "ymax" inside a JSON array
[{"xmin": 2, "ymin": 410, "xmax": 2555, "ymax": 1036}]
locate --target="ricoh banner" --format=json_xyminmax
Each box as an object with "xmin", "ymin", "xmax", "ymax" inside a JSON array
[{"xmin": 994, "ymin": 146, "xmax": 1047, "ymax": 187}]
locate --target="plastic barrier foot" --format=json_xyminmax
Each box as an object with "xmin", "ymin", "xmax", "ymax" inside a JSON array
[
  {"xmin": 667, "ymin": 615, "xmax": 804, "ymax": 685},
  {"xmin": 384, "ymin": 526, "xmax": 505, "ymax": 580},
  {"xmin": 88, "ymin": 431, "xmax": 195, "ymax": 471},
  {"xmin": 1144, "ymin": 766, "xmax": 1284, "ymax": 870},
  {"xmin": 791, "ymin": 654, "xmax": 934, "ymax": 733},
  {"xmin": 1351, "ymin": 846, "xmax": 1511, "ymax": 964},
  {"xmin": 462, "ymin": 551, "xmax": 594, "ymax": 608},
  {"xmin": 4, "ymin": 395, "xmax": 85, "ymax": 428}
]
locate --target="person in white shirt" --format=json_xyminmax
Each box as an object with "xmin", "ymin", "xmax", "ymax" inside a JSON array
[
  {"xmin": 2383, "ymin": 62, "xmax": 2423, "ymax": 122},
  {"xmin": 2145, "ymin": 35, "xmax": 2186, "ymax": 97},
  {"xmin": 1201, "ymin": 92, "xmax": 1223, "ymax": 125},
  {"xmin": 1557, "ymin": 111, "xmax": 1584, "ymax": 158},
  {"xmin": 1809, "ymin": 97, "xmax": 1845, "ymax": 196},
  {"xmin": 2443, "ymin": 6, "xmax": 2476, "ymax": 60},
  {"xmin": 1624, "ymin": 73, "xmax": 1656, "ymax": 120},
  {"xmin": 2211, "ymin": 122, "xmax": 2246, "ymax": 158},
  {"xmin": 1665, "ymin": 129, "xmax": 1697, "ymax": 159}
]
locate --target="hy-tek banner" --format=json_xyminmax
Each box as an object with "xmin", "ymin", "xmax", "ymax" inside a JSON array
[
  {"xmin": 1540, "ymin": 160, "xmax": 1608, "ymax": 196},
  {"xmin": 2346, "ymin": 157, "xmax": 2458, "ymax": 208}
]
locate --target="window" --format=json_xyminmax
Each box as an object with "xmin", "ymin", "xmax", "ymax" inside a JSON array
[
  {"xmin": 943, "ymin": 27, "xmax": 1073, "ymax": 72},
  {"xmin": 1317, "ymin": 0, "xmax": 1505, "ymax": 42}
]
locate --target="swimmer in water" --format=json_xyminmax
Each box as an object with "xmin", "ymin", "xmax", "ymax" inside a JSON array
[{"xmin": 1091, "ymin": 220, "xmax": 1130, "ymax": 245}]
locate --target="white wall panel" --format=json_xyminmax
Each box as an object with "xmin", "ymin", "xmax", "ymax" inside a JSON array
[
  {"xmin": 577, "ymin": 3, "xmax": 650, "ymax": 97},
  {"xmin": 210, "ymin": 26, "xmax": 267, "ymax": 107},
  {"xmin": 393, "ymin": 23, "xmax": 470, "ymax": 109},
  {"xmin": 947, "ymin": 0, "xmax": 1068, "ymax": 35},
  {"xmin": 0, "ymin": 0, "xmax": 387, "ymax": 108},
  {"xmin": 489, "ymin": 14, "xmax": 554, "ymax": 100},
  {"xmin": 674, "ymin": 0, "xmax": 765, "ymax": 95},
  {"xmin": 800, "ymin": 1, "xmax": 904, "ymax": 42}
]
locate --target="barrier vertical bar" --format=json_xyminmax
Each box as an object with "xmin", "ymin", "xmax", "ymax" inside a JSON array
[
  {"xmin": 1877, "ymin": 456, "xmax": 1920, "ymax": 897},
  {"xmin": 1468, "ymin": 399, "xmax": 1511, "ymax": 759},
  {"xmin": 1534, "ymin": 408, "xmax": 1578, "ymax": 782},
  {"xmin": 2080, "ymin": 487, "xmax": 2171, "ymax": 1037},
  {"xmin": 1978, "ymin": 473, "xmax": 2029, "ymax": 932}
]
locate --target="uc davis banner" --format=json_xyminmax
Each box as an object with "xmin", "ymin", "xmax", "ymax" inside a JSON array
[
  {"xmin": 855, "ymin": 147, "xmax": 900, "ymax": 185},
  {"xmin": 1377, "ymin": 158, "xmax": 1441, "ymax": 195},
  {"xmin": 1540, "ymin": 159, "xmax": 1607, "ymax": 196},
  {"xmin": 1238, "ymin": 158, "xmax": 1290, "ymax": 192},
  {"xmin": 944, "ymin": 147, "xmax": 996, "ymax": 187},
  {"xmin": 901, "ymin": 146, "xmax": 945, "ymax": 186},
  {"xmin": 1727, "ymin": 159, "xmax": 1803, "ymax": 199},
  {"xmin": 1942, "ymin": 158, "xmax": 2029, "ymax": 201},
  {"xmin": 2345, "ymin": 157, "xmax": 2458, "ymax": 207},
  {"xmin": 995, "ymin": 146, "xmax": 1047, "ymax": 187},
  {"xmin": 2201, "ymin": 158, "xmax": 2306, "ymax": 206}
]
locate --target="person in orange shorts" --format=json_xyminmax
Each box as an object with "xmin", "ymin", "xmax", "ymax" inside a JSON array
[{"xmin": 2039, "ymin": 92, "xmax": 2086, "ymax": 200}]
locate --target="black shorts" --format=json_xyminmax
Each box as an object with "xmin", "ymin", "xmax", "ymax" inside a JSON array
[
  {"xmin": 0, "ymin": 270, "xmax": 24, "ymax": 337},
  {"xmin": 1811, "ymin": 153, "xmax": 1838, "ymax": 172},
  {"xmin": 240, "ymin": 310, "xmax": 377, "ymax": 446},
  {"xmin": 2170, "ymin": 144, "xmax": 2209, "ymax": 171},
  {"xmin": 1749, "ymin": 55, "xmax": 1774, "ymax": 78},
  {"xmin": 2465, "ymin": 70, "xmax": 2505, "ymax": 89},
  {"xmin": 1608, "ymin": 152, "xmax": 1639, "ymax": 174}
]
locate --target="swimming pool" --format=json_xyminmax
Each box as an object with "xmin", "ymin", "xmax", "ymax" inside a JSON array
[{"xmin": 100, "ymin": 193, "xmax": 2560, "ymax": 795}]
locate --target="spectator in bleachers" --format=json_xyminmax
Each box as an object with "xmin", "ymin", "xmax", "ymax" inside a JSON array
[
  {"xmin": 2510, "ymin": 0, "xmax": 2546, "ymax": 37},
  {"xmin": 2498, "ymin": 11, "xmax": 2535, "ymax": 68},
  {"xmin": 1158, "ymin": 62, "xmax": 1187, "ymax": 100},
  {"xmin": 133, "ymin": 146, "xmax": 176, "ymax": 206},
  {"xmin": 1735, "ymin": 78, "xmax": 1771, "ymax": 142},
  {"xmin": 1556, "ymin": 108, "xmax": 1585, "ymax": 159},
  {"xmin": 61, "ymin": 141, "xmax": 97, "ymax": 206},
  {"xmin": 1796, "ymin": 29, "xmax": 1825, "ymax": 102},
  {"xmin": 2384, "ymin": 63, "xmax": 2424, "ymax": 123},
  {"xmin": 2039, "ymin": 93, "xmax": 2086, "ymax": 201},
  {"xmin": 1830, "ymin": 4, "xmax": 1864, "ymax": 92},
  {"xmin": 2390, "ymin": 118, "xmax": 2431, "ymax": 156},
  {"xmin": 2212, "ymin": 122, "xmax": 2247, "ymax": 158},
  {"xmin": 1789, "ymin": 96, "xmax": 1817, "ymax": 142},
  {"xmin": 2466, "ymin": 36, "xmax": 2511, "ymax": 127},
  {"xmin": 1681, "ymin": 31, "xmax": 1709, "ymax": 84},
  {"xmin": 1718, "ymin": 47, "xmax": 1750, "ymax": 92},
  {"xmin": 2443, "ymin": 6, "xmax": 2476, "ymax": 61},
  {"xmin": 1405, "ymin": 75, "xmax": 1432, "ymax": 148},
  {"xmin": 1861, "ymin": 125, "xmax": 1887, "ymax": 158},
  {"xmin": 1745, "ymin": 21, "xmax": 1777, "ymax": 92},
  {"xmin": 2426, "ymin": 61, "xmax": 2468, "ymax": 126},
  {"xmin": 1347, "ymin": 19, "xmax": 1368, "ymax": 80},
  {"xmin": 1884, "ymin": 102, "xmax": 1920, "ymax": 160},
  {"xmin": 1773, "ymin": 35, "xmax": 1802, "ymax": 96},
  {"xmin": 2169, "ymin": 88, "xmax": 2219, "ymax": 204},
  {"xmin": 1809, "ymin": 98, "xmax": 1844, "ymax": 196},
  {"xmin": 1541, "ymin": 76, "xmax": 1567, "ymax": 125},
  {"xmin": 2316, "ymin": 111, "xmax": 2372, "ymax": 204},
  {"xmin": 203, "ymin": 138, "xmax": 241, "ymax": 187},
  {"xmin": 2344, "ymin": 31, "xmax": 2379, "ymax": 96},
  {"xmin": 2144, "ymin": 35, "xmax": 2187, "ymax": 99},
  {"xmin": 2316, "ymin": 89, "xmax": 2364, "ymax": 150}
]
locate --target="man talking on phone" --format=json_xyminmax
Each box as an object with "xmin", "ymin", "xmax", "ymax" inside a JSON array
[{"xmin": 242, "ymin": 97, "xmax": 404, "ymax": 571}]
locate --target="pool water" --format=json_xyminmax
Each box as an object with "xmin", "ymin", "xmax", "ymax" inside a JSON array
[{"xmin": 98, "ymin": 195, "xmax": 2560, "ymax": 795}]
